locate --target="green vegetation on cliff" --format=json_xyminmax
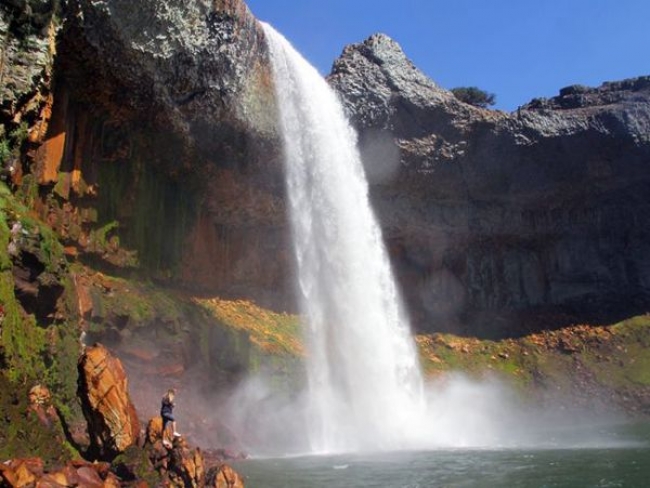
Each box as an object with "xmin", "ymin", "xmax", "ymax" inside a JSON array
[
  {"xmin": 93, "ymin": 135, "xmax": 198, "ymax": 276},
  {"xmin": 0, "ymin": 182, "xmax": 83, "ymax": 463},
  {"xmin": 417, "ymin": 315, "xmax": 650, "ymax": 414},
  {"xmin": 450, "ymin": 86, "xmax": 496, "ymax": 108}
]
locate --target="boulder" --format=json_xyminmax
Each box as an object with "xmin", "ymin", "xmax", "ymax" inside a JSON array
[
  {"xmin": 77, "ymin": 343, "xmax": 141, "ymax": 459},
  {"xmin": 167, "ymin": 436, "xmax": 205, "ymax": 488},
  {"xmin": 27, "ymin": 384, "xmax": 59, "ymax": 428},
  {"xmin": 205, "ymin": 463, "xmax": 245, "ymax": 488}
]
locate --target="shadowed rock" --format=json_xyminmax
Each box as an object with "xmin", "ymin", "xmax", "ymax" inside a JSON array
[{"xmin": 330, "ymin": 33, "xmax": 650, "ymax": 337}]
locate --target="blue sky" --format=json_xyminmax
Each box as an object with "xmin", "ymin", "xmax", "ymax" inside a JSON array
[{"xmin": 246, "ymin": 0, "xmax": 650, "ymax": 111}]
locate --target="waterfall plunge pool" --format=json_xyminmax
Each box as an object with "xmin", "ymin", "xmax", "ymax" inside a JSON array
[{"xmin": 233, "ymin": 422, "xmax": 650, "ymax": 487}]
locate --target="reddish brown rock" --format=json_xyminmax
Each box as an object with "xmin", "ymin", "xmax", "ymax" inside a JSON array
[
  {"xmin": 205, "ymin": 464, "xmax": 245, "ymax": 488},
  {"xmin": 167, "ymin": 437, "xmax": 206, "ymax": 488},
  {"xmin": 75, "ymin": 466, "xmax": 104, "ymax": 488},
  {"xmin": 145, "ymin": 416, "xmax": 164, "ymax": 445},
  {"xmin": 77, "ymin": 343, "xmax": 141, "ymax": 458},
  {"xmin": 0, "ymin": 459, "xmax": 119, "ymax": 488},
  {"xmin": 0, "ymin": 459, "xmax": 40, "ymax": 487},
  {"xmin": 27, "ymin": 384, "xmax": 59, "ymax": 429}
]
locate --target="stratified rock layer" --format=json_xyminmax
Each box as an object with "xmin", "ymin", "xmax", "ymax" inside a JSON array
[{"xmin": 329, "ymin": 34, "xmax": 650, "ymax": 337}]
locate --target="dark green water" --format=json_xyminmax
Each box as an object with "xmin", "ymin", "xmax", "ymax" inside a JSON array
[{"xmin": 234, "ymin": 424, "xmax": 650, "ymax": 488}]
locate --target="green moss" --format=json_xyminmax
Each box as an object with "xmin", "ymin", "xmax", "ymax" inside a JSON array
[
  {"xmin": 0, "ymin": 271, "xmax": 48, "ymax": 382},
  {"xmin": 47, "ymin": 327, "xmax": 84, "ymax": 412},
  {"xmin": 88, "ymin": 220, "xmax": 119, "ymax": 251},
  {"xmin": 94, "ymin": 149, "xmax": 197, "ymax": 276},
  {"xmin": 15, "ymin": 173, "xmax": 40, "ymax": 209},
  {"xmin": 112, "ymin": 445, "xmax": 162, "ymax": 486},
  {"xmin": 0, "ymin": 183, "xmax": 12, "ymax": 270},
  {"xmin": 0, "ymin": 139, "xmax": 10, "ymax": 165},
  {"xmin": 0, "ymin": 121, "xmax": 28, "ymax": 167},
  {"xmin": 0, "ymin": 377, "xmax": 76, "ymax": 466},
  {"xmin": 625, "ymin": 352, "xmax": 650, "ymax": 385},
  {"xmin": 0, "ymin": 181, "xmax": 84, "ymax": 460},
  {"xmin": 0, "ymin": 183, "xmax": 66, "ymax": 274}
]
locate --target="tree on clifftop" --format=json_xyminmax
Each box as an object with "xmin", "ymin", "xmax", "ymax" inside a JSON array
[{"xmin": 450, "ymin": 86, "xmax": 496, "ymax": 108}]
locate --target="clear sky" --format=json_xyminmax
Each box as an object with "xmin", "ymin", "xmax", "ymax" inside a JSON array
[{"xmin": 245, "ymin": 0, "xmax": 650, "ymax": 111}]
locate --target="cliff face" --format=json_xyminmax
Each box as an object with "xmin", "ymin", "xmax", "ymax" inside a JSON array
[
  {"xmin": 2, "ymin": 0, "xmax": 650, "ymax": 463},
  {"xmin": 1, "ymin": 0, "xmax": 292, "ymax": 308},
  {"xmin": 329, "ymin": 34, "xmax": 650, "ymax": 337},
  {"xmin": 3, "ymin": 1, "xmax": 650, "ymax": 340}
]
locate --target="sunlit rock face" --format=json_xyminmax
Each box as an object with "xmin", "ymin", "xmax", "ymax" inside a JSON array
[
  {"xmin": 330, "ymin": 34, "xmax": 650, "ymax": 337},
  {"xmin": 77, "ymin": 344, "xmax": 140, "ymax": 458}
]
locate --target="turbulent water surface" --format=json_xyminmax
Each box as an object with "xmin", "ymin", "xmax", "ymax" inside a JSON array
[{"xmin": 234, "ymin": 423, "xmax": 650, "ymax": 487}]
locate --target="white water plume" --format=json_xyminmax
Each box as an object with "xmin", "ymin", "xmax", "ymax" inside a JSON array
[{"xmin": 263, "ymin": 23, "xmax": 427, "ymax": 453}]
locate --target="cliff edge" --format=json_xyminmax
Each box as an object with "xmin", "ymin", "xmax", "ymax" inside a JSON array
[{"xmin": 330, "ymin": 33, "xmax": 650, "ymax": 337}]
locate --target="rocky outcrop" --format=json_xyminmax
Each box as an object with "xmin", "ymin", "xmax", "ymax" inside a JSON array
[
  {"xmin": 329, "ymin": 34, "xmax": 650, "ymax": 337},
  {"xmin": 206, "ymin": 463, "xmax": 245, "ymax": 488},
  {"xmin": 143, "ymin": 416, "xmax": 245, "ymax": 488},
  {"xmin": 167, "ymin": 437, "xmax": 206, "ymax": 487},
  {"xmin": 0, "ymin": 458, "xmax": 121, "ymax": 488},
  {"xmin": 0, "ymin": 1, "xmax": 59, "ymax": 125},
  {"xmin": 66, "ymin": 0, "xmax": 276, "ymax": 151},
  {"xmin": 77, "ymin": 343, "xmax": 140, "ymax": 459}
]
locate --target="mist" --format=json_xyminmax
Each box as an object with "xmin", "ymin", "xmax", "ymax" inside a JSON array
[{"xmin": 191, "ymin": 369, "xmax": 632, "ymax": 457}]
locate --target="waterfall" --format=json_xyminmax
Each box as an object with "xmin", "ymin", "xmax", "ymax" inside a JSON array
[{"xmin": 263, "ymin": 23, "xmax": 426, "ymax": 453}]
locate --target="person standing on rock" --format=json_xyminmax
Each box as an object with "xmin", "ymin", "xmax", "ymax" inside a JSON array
[{"xmin": 161, "ymin": 388, "xmax": 181, "ymax": 443}]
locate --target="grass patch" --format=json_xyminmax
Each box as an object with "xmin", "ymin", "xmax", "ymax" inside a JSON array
[{"xmin": 195, "ymin": 298, "xmax": 303, "ymax": 357}]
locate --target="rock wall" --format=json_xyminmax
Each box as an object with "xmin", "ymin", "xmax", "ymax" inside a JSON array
[
  {"xmin": 329, "ymin": 34, "xmax": 650, "ymax": 337},
  {"xmin": 1, "ymin": 0, "xmax": 294, "ymax": 308},
  {"xmin": 4, "ymin": 1, "xmax": 650, "ymax": 339}
]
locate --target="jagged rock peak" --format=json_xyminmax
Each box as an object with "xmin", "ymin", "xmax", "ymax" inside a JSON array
[
  {"xmin": 331, "ymin": 32, "xmax": 441, "ymax": 92},
  {"xmin": 329, "ymin": 32, "xmax": 459, "ymax": 130}
]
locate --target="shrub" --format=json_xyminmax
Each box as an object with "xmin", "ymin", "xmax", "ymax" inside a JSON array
[{"xmin": 450, "ymin": 86, "xmax": 496, "ymax": 108}]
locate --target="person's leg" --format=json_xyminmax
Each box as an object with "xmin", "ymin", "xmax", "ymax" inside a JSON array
[{"xmin": 162, "ymin": 416, "xmax": 173, "ymax": 443}]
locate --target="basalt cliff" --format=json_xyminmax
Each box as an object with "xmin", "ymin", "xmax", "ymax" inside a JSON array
[
  {"xmin": 329, "ymin": 34, "xmax": 650, "ymax": 337},
  {"xmin": 1, "ymin": 0, "xmax": 650, "ymax": 471}
]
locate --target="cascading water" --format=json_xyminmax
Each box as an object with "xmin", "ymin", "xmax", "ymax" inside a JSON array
[{"xmin": 263, "ymin": 23, "xmax": 427, "ymax": 453}]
